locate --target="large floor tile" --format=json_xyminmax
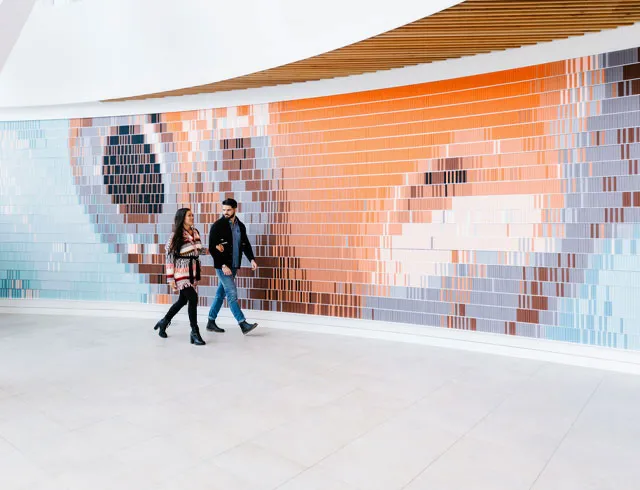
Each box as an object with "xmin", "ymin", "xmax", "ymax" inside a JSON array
[{"xmin": 1, "ymin": 313, "xmax": 640, "ymax": 490}]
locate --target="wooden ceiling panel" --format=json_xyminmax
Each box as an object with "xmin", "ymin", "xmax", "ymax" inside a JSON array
[{"xmin": 107, "ymin": 0, "xmax": 640, "ymax": 102}]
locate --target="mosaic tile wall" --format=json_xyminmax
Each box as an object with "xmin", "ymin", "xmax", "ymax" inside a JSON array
[{"xmin": 2, "ymin": 47, "xmax": 640, "ymax": 349}]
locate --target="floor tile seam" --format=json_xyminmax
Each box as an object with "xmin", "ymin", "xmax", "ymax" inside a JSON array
[
  {"xmin": 274, "ymin": 377, "xmax": 455, "ymax": 490},
  {"xmin": 527, "ymin": 375, "xmax": 606, "ymax": 490},
  {"xmin": 399, "ymin": 363, "xmax": 547, "ymax": 489}
]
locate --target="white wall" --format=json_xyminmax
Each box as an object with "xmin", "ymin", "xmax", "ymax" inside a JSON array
[
  {"xmin": 1, "ymin": 21, "xmax": 639, "ymax": 122},
  {"xmin": 0, "ymin": 0, "xmax": 461, "ymax": 108}
]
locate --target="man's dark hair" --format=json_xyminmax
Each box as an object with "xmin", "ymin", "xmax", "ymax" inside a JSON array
[{"xmin": 222, "ymin": 198, "xmax": 238, "ymax": 209}]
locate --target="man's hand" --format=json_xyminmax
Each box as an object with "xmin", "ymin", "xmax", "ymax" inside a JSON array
[
  {"xmin": 216, "ymin": 244, "xmax": 224, "ymax": 253},
  {"xmin": 222, "ymin": 265, "xmax": 232, "ymax": 276},
  {"xmin": 251, "ymin": 260, "xmax": 258, "ymax": 271}
]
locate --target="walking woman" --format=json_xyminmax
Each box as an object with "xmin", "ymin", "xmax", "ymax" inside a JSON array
[{"xmin": 154, "ymin": 208, "xmax": 206, "ymax": 345}]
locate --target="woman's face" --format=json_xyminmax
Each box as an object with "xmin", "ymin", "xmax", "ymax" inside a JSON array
[{"xmin": 184, "ymin": 210, "xmax": 194, "ymax": 228}]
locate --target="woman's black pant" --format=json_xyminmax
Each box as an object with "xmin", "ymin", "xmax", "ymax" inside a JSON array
[{"xmin": 164, "ymin": 286, "xmax": 198, "ymax": 327}]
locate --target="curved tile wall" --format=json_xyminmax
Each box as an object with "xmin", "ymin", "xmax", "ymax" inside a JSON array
[{"xmin": 2, "ymin": 47, "xmax": 640, "ymax": 349}]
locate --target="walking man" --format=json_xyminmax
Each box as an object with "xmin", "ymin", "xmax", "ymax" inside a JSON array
[{"xmin": 207, "ymin": 198, "xmax": 259, "ymax": 334}]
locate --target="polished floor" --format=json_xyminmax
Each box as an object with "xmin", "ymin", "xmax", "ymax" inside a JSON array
[{"xmin": 1, "ymin": 312, "xmax": 639, "ymax": 490}]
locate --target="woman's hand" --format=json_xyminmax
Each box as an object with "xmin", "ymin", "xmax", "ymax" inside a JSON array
[
  {"xmin": 216, "ymin": 244, "xmax": 224, "ymax": 253},
  {"xmin": 169, "ymin": 282, "xmax": 178, "ymax": 293}
]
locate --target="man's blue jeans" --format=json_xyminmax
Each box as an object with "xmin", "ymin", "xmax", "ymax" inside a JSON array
[{"xmin": 208, "ymin": 268, "xmax": 246, "ymax": 323}]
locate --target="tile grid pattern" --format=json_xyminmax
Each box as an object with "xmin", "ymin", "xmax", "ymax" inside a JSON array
[{"xmin": 2, "ymin": 47, "xmax": 640, "ymax": 349}]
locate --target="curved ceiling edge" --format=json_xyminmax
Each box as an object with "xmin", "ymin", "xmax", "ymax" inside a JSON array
[
  {"xmin": 1, "ymin": 22, "xmax": 639, "ymax": 122},
  {"xmin": 0, "ymin": 0, "xmax": 460, "ymax": 108},
  {"xmin": 107, "ymin": 0, "xmax": 640, "ymax": 102}
]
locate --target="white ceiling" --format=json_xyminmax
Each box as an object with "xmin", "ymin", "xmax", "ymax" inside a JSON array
[{"xmin": 0, "ymin": 0, "xmax": 462, "ymax": 108}]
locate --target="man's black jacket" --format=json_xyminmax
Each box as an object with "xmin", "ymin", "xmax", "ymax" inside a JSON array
[{"xmin": 208, "ymin": 216, "xmax": 255, "ymax": 269}]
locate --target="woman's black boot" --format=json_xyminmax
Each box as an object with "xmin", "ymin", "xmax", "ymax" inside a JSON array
[
  {"xmin": 154, "ymin": 318, "xmax": 170, "ymax": 338},
  {"xmin": 190, "ymin": 325, "xmax": 206, "ymax": 345}
]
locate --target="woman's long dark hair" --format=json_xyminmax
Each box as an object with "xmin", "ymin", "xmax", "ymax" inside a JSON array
[{"xmin": 168, "ymin": 208, "xmax": 191, "ymax": 255}]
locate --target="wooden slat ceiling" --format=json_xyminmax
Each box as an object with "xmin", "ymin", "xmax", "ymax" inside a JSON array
[{"xmin": 106, "ymin": 0, "xmax": 640, "ymax": 102}]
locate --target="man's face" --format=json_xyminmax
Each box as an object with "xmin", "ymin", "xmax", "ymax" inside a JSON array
[{"xmin": 222, "ymin": 205, "xmax": 236, "ymax": 220}]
